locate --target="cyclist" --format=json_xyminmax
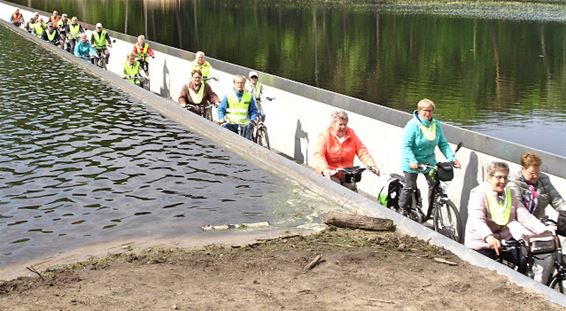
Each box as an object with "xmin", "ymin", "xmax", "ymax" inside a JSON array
[
  {"xmin": 10, "ymin": 8, "xmax": 24, "ymax": 27},
  {"xmin": 189, "ymin": 51, "xmax": 217, "ymax": 81},
  {"xmin": 122, "ymin": 52, "xmax": 148, "ymax": 87},
  {"xmin": 57, "ymin": 13, "xmax": 70, "ymax": 50},
  {"xmin": 132, "ymin": 35, "xmax": 155, "ymax": 75},
  {"xmin": 246, "ymin": 71, "xmax": 267, "ymax": 120},
  {"xmin": 398, "ymin": 98, "xmax": 460, "ymax": 213},
  {"xmin": 25, "ymin": 12, "xmax": 40, "ymax": 33},
  {"xmin": 178, "ymin": 69, "xmax": 220, "ymax": 115},
  {"xmin": 465, "ymin": 161, "xmax": 555, "ymax": 284},
  {"xmin": 508, "ymin": 152, "xmax": 566, "ymax": 220},
  {"xmin": 30, "ymin": 17, "xmax": 46, "ymax": 38},
  {"xmin": 41, "ymin": 23, "xmax": 61, "ymax": 46},
  {"xmin": 66, "ymin": 17, "xmax": 84, "ymax": 54},
  {"xmin": 74, "ymin": 33, "xmax": 96, "ymax": 62},
  {"xmin": 90, "ymin": 23, "xmax": 113, "ymax": 66},
  {"xmin": 217, "ymin": 75, "xmax": 258, "ymax": 140},
  {"xmin": 49, "ymin": 10, "xmax": 60, "ymax": 27},
  {"xmin": 314, "ymin": 110, "xmax": 380, "ymax": 189}
]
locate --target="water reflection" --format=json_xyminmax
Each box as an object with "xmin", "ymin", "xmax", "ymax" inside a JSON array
[
  {"xmin": 6, "ymin": 0, "xmax": 566, "ymax": 155},
  {"xmin": 0, "ymin": 25, "xmax": 333, "ymax": 267}
]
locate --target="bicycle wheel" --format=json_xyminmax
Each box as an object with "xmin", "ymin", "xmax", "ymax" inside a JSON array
[
  {"xmin": 204, "ymin": 106, "xmax": 213, "ymax": 121},
  {"xmin": 432, "ymin": 198, "xmax": 463, "ymax": 243},
  {"xmin": 549, "ymin": 273, "xmax": 565, "ymax": 293},
  {"xmin": 256, "ymin": 127, "xmax": 270, "ymax": 150}
]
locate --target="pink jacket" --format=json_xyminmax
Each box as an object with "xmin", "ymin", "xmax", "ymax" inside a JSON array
[
  {"xmin": 464, "ymin": 183, "xmax": 547, "ymax": 250},
  {"xmin": 314, "ymin": 127, "xmax": 375, "ymax": 174}
]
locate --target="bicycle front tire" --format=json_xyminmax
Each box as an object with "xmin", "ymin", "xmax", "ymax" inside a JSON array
[
  {"xmin": 433, "ymin": 199, "xmax": 463, "ymax": 243},
  {"xmin": 256, "ymin": 127, "xmax": 270, "ymax": 149},
  {"xmin": 204, "ymin": 106, "xmax": 213, "ymax": 121},
  {"xmin": 549, "ymin": 273, "xmax": 565, "ymax": 293}
]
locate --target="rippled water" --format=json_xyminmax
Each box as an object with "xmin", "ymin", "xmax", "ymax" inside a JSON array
[{"xmin": 0, "ymin": 25, "xmax": 333, "ymax": 267}]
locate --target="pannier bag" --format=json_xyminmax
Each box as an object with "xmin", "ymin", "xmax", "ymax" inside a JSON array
[
  {"xmin": 525, "ymin": 232, "xmax": 558, "ymax": 255},
  {"xmin": 436, "ymin": 162, "xmax": 454, "ymax": 181},
  {"xmin": 378, "ymin": 176, "xmax": 403, "ymax": 208}
]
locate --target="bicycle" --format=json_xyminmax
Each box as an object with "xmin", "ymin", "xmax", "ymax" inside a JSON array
[
  {"xmin": 123, "ymin": 74, "xmax": 150, "ymax": 91},
  {"xmin": 250, "ymin": 97, "xmax": 274, "ymax": 149},
  {"xmin": 93, "ymin": 40, "xmax": 115, "ymax": 70},
  {"xmin": 541, "ymin": 217, "xmax": 566, "ymax": 293},
  {"xmin": 184, "ymin": 103, "xmax": 214, "ymax": 121},
  {"xmin": 378, "ymin": 143, "xmax": 463, "ymax": 242}
]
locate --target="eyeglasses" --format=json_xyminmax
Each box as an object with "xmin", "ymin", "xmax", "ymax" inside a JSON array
[{"xmin": 192, "ymin": 76, "xmax": 202, "ymax": 80}]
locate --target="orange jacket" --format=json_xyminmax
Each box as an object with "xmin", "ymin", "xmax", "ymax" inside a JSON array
[{"xmin": 314, "ymin": 127, "xmax": 375, "ymax": 173}]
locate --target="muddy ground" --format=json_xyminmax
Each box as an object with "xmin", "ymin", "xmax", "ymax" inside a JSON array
[{"xmin": 0, "ymin": 228, "xmax": 563, "ymax": 310}]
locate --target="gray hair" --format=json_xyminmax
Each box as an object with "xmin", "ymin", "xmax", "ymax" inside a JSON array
[
  {"xmin": 233, "ymin": 75, "xmax": 246, "ymax": 83},
  {"xmin": 196, "ymin": 51, "xmax": 205, "ymax": 58},
  {"xmin": 330, "ymin": 110, "xmax": 348, "ymax": 123},
  {"xmin": 137, "ymin": 35, "xmax": 145, "ymax": 41},
  {"xmin": 486, "ymin": 161, "xmax": 509, "ymax": 176}
]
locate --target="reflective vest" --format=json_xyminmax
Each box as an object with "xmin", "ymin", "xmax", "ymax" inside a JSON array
[
  {"xmin": 418, "ymin": 120, "xmax": 437, "ymax": 141},
  {"xmin": 135, "ymin": 43, "xmax": 149, "ymax": 58},
  {"xmin": 124, "ymin": 60, "xmax": 141, "ymax": 83},
  {"xmin": 226, "ymin": 92, "xmax": 252, "ymax": 125},
  {"xmin": 68, "ymin": 24, "xmax": 81, "ymax": 39},
  {"xmin": 57, "ymin": 19, "xmax": 69, "ymax": 30},
  {"xmin": 191, "ymin": 61, "xmax": 211, "ymax": 78},
  {"xmin": 33, "ymin": 22, "xmax": 44, "ymax": 37},
  {"xmin": 49, "ymin": 16, "xmax": 60, "ymax": 26},
  {"xmin": 12, "ymin": 13, "xmax": 23, "ymax": 23},
  {"xmin": 252, "ymin": 82, "xmax": 262, "ymax": 99},
  {"xmin": 485, "ymin": 187, "xmax": 512, "ymax": 226},
  {"xmin": 92, "ymin": 30, "xmax": 108, "ymax": 49},
  {"xmin": 188, "ymin": 84, "xmax": 205, "ymax": 104},
  {"xmin": 46, "ymin": 29, "xmax": 57, "ymax": 41}
]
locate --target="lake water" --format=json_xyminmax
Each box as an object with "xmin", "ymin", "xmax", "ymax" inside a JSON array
[
  {"xmin": 5, "ymin": 0, "xmax": 566, "ymax": 156},
  {"xmin": 0, "ymin": 24, "xmax": 333, "ymax": 268}
]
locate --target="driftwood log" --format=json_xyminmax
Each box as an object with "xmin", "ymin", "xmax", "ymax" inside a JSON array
[{"xmin": 323, "ymin": 212, "xmax": 395, "ymax": 231}]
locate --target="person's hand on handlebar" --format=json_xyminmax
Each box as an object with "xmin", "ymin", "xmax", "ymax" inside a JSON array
[
  {"xmin": 368, "ymin": 166, "xmax": 380, "ymax": 176},
  {"xmin": 410, "ymin": 163, "xmax": 419, "ymax": 170},
  {"xmin": 452, "ymin": 159, "xmax": 461, "ymax": 169},
  {"xmin": 485, "ymin": 235, "xmax": 501, "ymax": 256}
]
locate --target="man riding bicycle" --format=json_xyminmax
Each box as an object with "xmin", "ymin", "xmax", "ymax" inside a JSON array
[
  {"xmin": 178, "ymin": 69, "xmax": 220, "ymax": 116},
  {"xmin": 122, "ymin": 52, "xmax": 148, "ymax": 87},
  {"xmin": 10, "ymin": 8, "xmax": 24, "ymax": 27},
  {"xmin": 56, "ymin": 13, "xmax": 70, "ymax": 51},
  {"xmin": 189, "ymin": 51, "xmax": 217, "ymax": 81},
  {"xmin": 41, "ymin": 23, "xmax": 61, "ymax": 46},
  {"xmin": 314, "ymin": 110, "xmax": 380, "ymax": 190},
  {"xmin": 90, "ymin": 23, "xmax": 113, "ymax": 65},
  {"xmin": 465, "ymin": 161, "xmax": 556, "ymax": 284},
  {"xmin": 217, "ymin": 75, "xmax": 258, "ymax": 140},
  {"xmin": 66, "ymin": 17, "xmax": 84, "ymax": 54},
  {"xmin": 246, "ymin": 71, "xmax": 268, "ymax": 121},
  {"xmin": 133, "ymin": 35, "xmax": 155, "ymax": 75}
]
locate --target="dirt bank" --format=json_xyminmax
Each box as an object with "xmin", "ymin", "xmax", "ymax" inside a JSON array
[{"xmin": 0, "ymin": 228, "xmax": 562, "ymax": 310}]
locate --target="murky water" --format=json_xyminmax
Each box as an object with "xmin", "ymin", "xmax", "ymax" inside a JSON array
[
  {"xmin": 6, "ymin": 0, "xmax": 566, "ymax": 156},
  {"xmin": 0, "ymin": 25, "xmax": 333, "ymax": 267}
]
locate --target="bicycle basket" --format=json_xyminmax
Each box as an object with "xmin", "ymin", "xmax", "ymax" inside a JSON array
[
  {"xmin": 342, "ymin": 167, "xmax": 364, "ymax": 183},
  {"xmin": 526, "ymin": 232, "xmax": 558, "ymax": 255},
  {"xmin": 378, "ymin": 176, "xmax": 402, "ymax": 208},
  {"xmin": 436, "ymin": 162, "xmax": 454, "ymax": 181}
]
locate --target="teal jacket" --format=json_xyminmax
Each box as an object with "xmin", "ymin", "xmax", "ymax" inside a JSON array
[{"xmin": 401, "ymin": 110, "xmax": 455, "ymax": 173}]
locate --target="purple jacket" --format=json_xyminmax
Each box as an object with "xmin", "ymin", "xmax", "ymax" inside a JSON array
[{"xmin": 464, "ymin": 182, "xmax": 547, "ymax": 250}]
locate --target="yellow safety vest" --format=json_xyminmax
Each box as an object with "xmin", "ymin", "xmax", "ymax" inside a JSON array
[
  {"xmin": 46, "ymin": 29, "xmax": 57, "ymax": 41},
  {"xmin": 226, "ymin": 92, "xmax": 252, "ymax": 125},
  {"xmin": 69, "ymin": 24, "xmax": 81, "ymax": 39},
  {"xmin": 124, "ymin": 60, "xmax": 141, "ymax": 84},
  {"xmin": 33, "ymin": 22, "xmax": 44, "ymax": 37},
  {"xmin": 485, "ymin": 187, "xmax": 512, "ymax": 226},
  {"xmin": 418, "ymin": 120, "xmax": 437, "ymax": 141},
  {"xmin": 188, "ymin": 84, "xmax": 205, "ymax": 104},
  {"xmin": 252, "ymin": 82, "xmax": 262, "ymax": 99},
  {"xmin": 191, "ymin": 61, "xmax": 211, "ymax": 78},
  {"xmin": 135, "ymin": 43, "xmax": 149, "ymax": 58},
  {"xmin": 92, "ymin": 30, "xmax": 108, "ymax": 49}
]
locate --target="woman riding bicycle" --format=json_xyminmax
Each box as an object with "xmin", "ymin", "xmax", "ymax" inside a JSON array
[
  {"xmin": 178, "ymin": 69, "xmax": 220, "ymax": 116},
  {"xmin": 314, "ymin": 110, "xmax": 380, "ymax": 190},
  {"xmin": 398, "ymin": 99, "xmax": 460, "ymax": 212},
  {"xmin": 465, "ymin": 161, "xmax": 555, "ymax": 284},
  {"xmin": 508, "ymin": 152, "xmax": 566, "ymax": 221}
]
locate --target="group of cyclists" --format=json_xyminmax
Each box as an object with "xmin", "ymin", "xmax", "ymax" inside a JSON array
[
  {"xmin": 316, "ymin": 100, "xmax": 566, "ymax": 289},
  {"xmin": 11, "ymin": 6, "xmax": 565, "ymax": 291}
]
